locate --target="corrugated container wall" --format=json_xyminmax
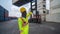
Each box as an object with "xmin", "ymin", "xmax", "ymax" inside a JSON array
[{"xmin": 0, "ymin": 6, "xmax": 9, "ymax": 21}]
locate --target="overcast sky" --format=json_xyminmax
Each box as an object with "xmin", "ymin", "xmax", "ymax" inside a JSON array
[{"xmin": 0, "ymin": 0, "xmax": 12, "ymax": 12}]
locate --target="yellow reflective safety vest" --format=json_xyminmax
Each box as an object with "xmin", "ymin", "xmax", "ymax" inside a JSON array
[{"xmin": 18, "ymin": 12, "xmax": 32, "ymax": 34}]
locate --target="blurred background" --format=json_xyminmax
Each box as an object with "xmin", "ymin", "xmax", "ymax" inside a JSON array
[{"xmin": 0, "ymin": 0, "xmax": 60, "ymax": 34}]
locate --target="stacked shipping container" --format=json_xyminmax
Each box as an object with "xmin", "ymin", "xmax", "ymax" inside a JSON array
[{"xmin": 0, "ymin": 6, "xmax": 9, "ymax": 21}]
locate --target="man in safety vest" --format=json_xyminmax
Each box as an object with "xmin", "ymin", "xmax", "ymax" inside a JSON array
[{"xmin": 18, "ymin": 7, "xmax": 32, "ymax": 34}]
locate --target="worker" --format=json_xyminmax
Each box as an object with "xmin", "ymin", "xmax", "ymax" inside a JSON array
[{"xmin": 18, "ymin": 7, "xmax": 32, "ymax": 34}]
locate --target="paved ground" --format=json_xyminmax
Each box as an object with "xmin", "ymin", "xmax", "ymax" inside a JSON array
[
  {"xmin": 0, "ymin": 20, "xmax": 19, "ymax": 34},
  {"xmin": 0, "ymin": 20, "xmax": 60, "ymax": 34},
  {"xmin": 29, "ymin": 23, "xmax": 60, "ymax": 34}
]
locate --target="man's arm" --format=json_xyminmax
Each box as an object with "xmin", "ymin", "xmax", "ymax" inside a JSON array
[
  {"xmin": 18, "ymin": 18, "xmax": 22, "ymax": 30},
  {"xmin": 26, "ymin": 12, "xmax": 32, "ymax": 18}
]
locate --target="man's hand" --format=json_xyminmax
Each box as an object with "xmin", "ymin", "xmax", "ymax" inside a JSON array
[{"xmin": 22, "ymin": 22, "xmax": 28, "ymax": 27}]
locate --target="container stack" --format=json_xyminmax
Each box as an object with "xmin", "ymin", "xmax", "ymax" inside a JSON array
[{"xmin": 0, "ymin": 6, "xmax": 9, "ymax": 21}]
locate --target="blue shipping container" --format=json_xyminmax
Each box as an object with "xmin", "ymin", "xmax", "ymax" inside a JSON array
[{"xmin": 0, "ymin": 5, "xmax": 9, "ymax": 21}]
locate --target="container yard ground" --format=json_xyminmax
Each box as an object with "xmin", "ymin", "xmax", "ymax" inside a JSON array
[{"xmin": 0, "ymin": 19, "xmax": 60, "ymax": 34}]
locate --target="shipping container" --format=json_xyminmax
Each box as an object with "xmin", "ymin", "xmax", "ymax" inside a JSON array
[{"xmin": 0, "ymin": 5, "xmax": 9, "ymax": 21}]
